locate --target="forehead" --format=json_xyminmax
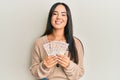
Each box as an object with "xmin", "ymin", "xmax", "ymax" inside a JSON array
[{"xmin": 54, "ymin": 5, "xmax": 66, "ymax": 12}]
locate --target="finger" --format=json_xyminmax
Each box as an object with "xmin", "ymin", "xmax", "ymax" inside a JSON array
[
  {"xmin": 47, "ymin": 59, "xmax": 58, "ymax": 68},
  {"xmin": 48, "ymin": 56, "xmax": 58, "ymax": 63},
  {"xmin": 45, "ymin": 55, "xmax": 57, "ymax": 62},
  {"xmin": 43, "ymin": 56, "xmax": 57, "ymax": 66},
  {"xmin": 57, "ymin": 56, "xmax": 70, "ymax": 68},
  {"xmin": 57, "ymin": 54, "xmax": 68, "ymax": 60},
  {"xmin": 58, "ymin": 59, "xmax": 66, "ymax": 65},
  {"xmin": 57, "ymin": 59, "xmax": 67, "ymax": 68},
  {"xmin": 57, "ymin": 54, "xmax": 64, "ymax": 57},
  {"xmin": 48, "ymin": 61, "xmax": 58, "ymax": 68},
  {"xmin": 43, "ymin": 60, "xmax": 49, "ymax": 68},
  {"xmin": 49, "ymin": 58, "xmax": 58, "ymax": 64},
  {"xmin": 58, "ymin": 60, "xmax": 70, "ymax": 68},
  {"xmin": 45, "ymin": 56, "xmax": 58, "ymax": 67},
  {"xmin": 57, "ymin": 56, "xmax": 66, "ymax": 64},
  {"xmin": 57, "ymin": 55, "xmax": 69, "ymax": 63},
  {"xmin": 47, "ymin": 55, "xmax": 56, "ymax": 60},
  {"xmin": 44, "ymin": 59, "xmax": 58, "ymax": 68}
]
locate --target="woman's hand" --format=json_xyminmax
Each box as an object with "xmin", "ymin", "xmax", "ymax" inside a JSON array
[
  {"xmin": 57, "ymin": 54, "xmax": 70, "ymax": 69},
  {"xmin": 43, "ymin": 55, "xmax": 58, "ymax": 69}
]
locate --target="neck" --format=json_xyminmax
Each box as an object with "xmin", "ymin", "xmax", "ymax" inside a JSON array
[{"xmin": 51, "ymin": 29, "xmax": 65, "ymax": 41}]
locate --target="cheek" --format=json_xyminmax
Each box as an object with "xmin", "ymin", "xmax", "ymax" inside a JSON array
[
  {"xmin": 51, "ymin": 17, "xmax": 55, "ymax": 24},
  {"xmin": 64, "ymin": 18, "xmax": 68, "ymax": 24}
]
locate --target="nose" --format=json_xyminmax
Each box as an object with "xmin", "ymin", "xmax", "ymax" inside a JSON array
[{"xmin": 57, "ymin": 14, "xmax": 61, "ymax": 19}]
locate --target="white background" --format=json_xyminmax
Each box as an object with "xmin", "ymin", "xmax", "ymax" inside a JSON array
[{"xmin": 0, "ymin": 0, "xmax": 120, "ymax": 80}]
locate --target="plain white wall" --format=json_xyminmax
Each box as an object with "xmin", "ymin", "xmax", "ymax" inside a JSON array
[{"xmin": 0, "ymin": 0, "xmax": 120, "ymax": 80}]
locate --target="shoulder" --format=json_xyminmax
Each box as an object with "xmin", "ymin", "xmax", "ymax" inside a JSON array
[
  {"xmin": 36, "ymin": 35, "xmax": 46, "ymax": 42},
  {"xmin": 73, "ymin": 36, "xmax": 84, "ymax": 52},
  {"xmin": 34, "ymin": 35, "xmax": 47, "ymax": 46},
  {"xmin": 73, "ymin": 36, "xmax": 82, "ymax": 45}
]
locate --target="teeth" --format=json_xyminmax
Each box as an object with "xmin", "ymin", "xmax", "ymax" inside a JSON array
[{"xmin": 55, "ymin": 20, "xmax": 62, "ymax": 25}]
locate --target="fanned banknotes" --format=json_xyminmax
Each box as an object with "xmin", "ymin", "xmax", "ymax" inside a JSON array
[{"xmin": 43, "ymin": 41, "xmax": 69, "ymax": 56}]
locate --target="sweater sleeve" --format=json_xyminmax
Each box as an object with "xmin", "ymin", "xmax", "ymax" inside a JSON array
[
  {"xmin": 63, "ymin": 38, "xmax": 85, "ymax": 80},
  {"xmin": 29, "ymin": 39, "xmax": 52, "ymax": 79}
]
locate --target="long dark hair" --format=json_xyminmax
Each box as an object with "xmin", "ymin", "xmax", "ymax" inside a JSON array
[{"xmin": 42, "ymin": 2, "xmax": 79, "ymax": 64}]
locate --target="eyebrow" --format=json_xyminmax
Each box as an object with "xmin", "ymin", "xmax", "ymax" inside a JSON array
[{"xmin": 53, "ymin": 11, "xmax": 67, "ymax": 13}]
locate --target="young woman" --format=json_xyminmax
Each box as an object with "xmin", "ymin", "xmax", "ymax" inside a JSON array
[{"xmin": 30, "ymin": 2, "xmax": 84, "ymax": 80}]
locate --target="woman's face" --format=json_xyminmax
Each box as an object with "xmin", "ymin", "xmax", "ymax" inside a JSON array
[{"xmin": 51, "ymin": 5, "xmax": 67, "ymax": 30}]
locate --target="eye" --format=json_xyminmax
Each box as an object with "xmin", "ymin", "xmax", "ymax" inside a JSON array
[
  {"xmin": 52, "ymin": 12, "xmax": 58, "ymax": 15},
  {"xmin": 61, "ymin": 12, "xmax": 67, "ymax": 16},
  {"xmin": 62, "ymin": 14, "xmax": 66, "ymax": 16}
]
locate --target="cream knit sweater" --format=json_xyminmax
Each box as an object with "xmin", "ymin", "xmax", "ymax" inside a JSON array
[{"xmin": 30, "ymin": 35, "xmax": 84, "ymax": 80}]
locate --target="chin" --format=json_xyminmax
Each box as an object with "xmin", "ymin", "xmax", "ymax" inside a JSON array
[{"xmin": 53, "ymin": 26, "xmax": 65, "ymax": 29}]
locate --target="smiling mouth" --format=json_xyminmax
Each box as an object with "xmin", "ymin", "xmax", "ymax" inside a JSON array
[{"xmin": 55, "ymin": 20, "xmax": 62, "ymax": 25}]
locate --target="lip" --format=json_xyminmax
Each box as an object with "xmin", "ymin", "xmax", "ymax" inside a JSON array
[{"xmin": 55, "ymin": 20, "xmax": 62, "ymax": 25}]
